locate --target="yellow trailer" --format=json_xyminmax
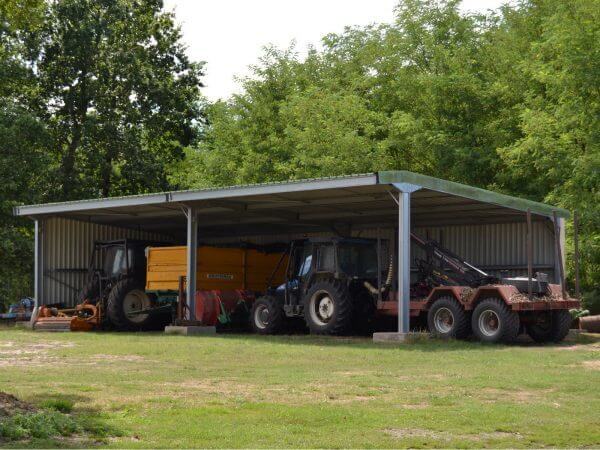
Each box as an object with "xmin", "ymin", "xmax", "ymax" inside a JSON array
[{"xmin": 145, "ymin": 246, "xmax": 287, "ymax": 293}]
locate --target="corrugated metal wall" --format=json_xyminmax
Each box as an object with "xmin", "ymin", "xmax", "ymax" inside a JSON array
[
  {"xmin": 41, "ymin": 217, "xmax": 168, "ymax": 306},
  {"xmin": 41, "ymin": 217, "xmax": 557, "ymax": 306},
  {"xmin": 205, "ymin": 220, "xmax": 557, "ymax": 281}
]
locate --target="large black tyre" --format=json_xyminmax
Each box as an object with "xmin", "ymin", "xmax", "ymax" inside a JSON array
[
  {"xmin": 527, "ymin": 310, "xmax": 572, "ymax": 343},
  {"xmin": 78, "ymin": 277, "xmax": 101, "ymax": 304},
  {"xmin": 427, "ymin": 296, "xmax": 469, "ymax": 339},
  {"xmin": 471, "ymin": 298, "xmax": 520, "ymax": 344},
  {"xmin": 303, "ymin": 279, "xmax": 353, "ymax": 335},
  {"xmin": 107, "ymin": 278, "xmax": 154, "ymax": 331},
  {"xmin": 250, "ymin": 296, "xmax": 285, "ymax": 334}
]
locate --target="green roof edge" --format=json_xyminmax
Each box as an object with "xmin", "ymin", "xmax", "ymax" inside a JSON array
[{"xmin": 377, "ymin": 171, "xmax": 570, "ymax": 219}]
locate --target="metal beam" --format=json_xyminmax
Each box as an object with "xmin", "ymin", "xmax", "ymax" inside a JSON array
[
  {"xmin": 393, "ymin": 183, "xmax": 419, "ymax": 334},
  {"xmin": 186, "ymin": 206, "xmax": 198, "ymax": 321},
  {"xmin": 34, "ymin": 220, "xmax": 44, "ymax": 304}
]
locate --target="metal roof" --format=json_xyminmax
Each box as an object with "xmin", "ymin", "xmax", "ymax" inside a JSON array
[{"xmin": 13, "ymin": 171, "xmax": 568, "ymax": 238}]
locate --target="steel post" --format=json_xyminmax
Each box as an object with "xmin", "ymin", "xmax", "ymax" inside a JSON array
[
  {"xmin": 397, "ymin": 191, "xmax": 411, "ymax": 333},
  {"xmin": 526, "ymin": 209, "xmax": 533, "ymax": 300},
  {"xmin": 34, "ymin": 220, "xmax": 43, "ymax": 303},
  {"xmin": 186, "ymin": 206, "xmax": 198, "ymax": 321},
  {"xmin": 574, "ymin": 210, "xmax": 580, "ymax": 298}
]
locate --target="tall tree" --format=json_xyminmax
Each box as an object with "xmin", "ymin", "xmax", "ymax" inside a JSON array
[
  {"xmin": 38, "ymin": 0, "xmax": 204, "ymax": 199},
  {"xmin": 0, "ymin": 0, "xmax": 48, "ymax": 307}
]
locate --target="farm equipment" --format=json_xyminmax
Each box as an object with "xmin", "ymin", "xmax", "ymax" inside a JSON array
[
  {"xmin": 250, "ymin": 234, "xmax": 579, "ymax": 343},
  {"xmin": 33, "ymin": 240, "xmax": 286, "ymax": 331},
  {"xmin": 0, "ymin": 297, "xmax": 34, "ymax": 324}
]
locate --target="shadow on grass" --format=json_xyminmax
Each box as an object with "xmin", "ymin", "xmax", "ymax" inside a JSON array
[{"xmin": 81, "ymin": 326, "xmax": 599, "ymax": 353}]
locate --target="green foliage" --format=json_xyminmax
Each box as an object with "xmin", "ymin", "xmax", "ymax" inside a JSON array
[
  {"xmin": 0, "ymin": 410, "xmax": 79, "ymax": 441},
  {"xmin": 171, "ymin": 0, "xmax": 599, "ymax": 297},
  {"xmin": 0, "ymin": 0, "xmax": 204, "ymax": 309},
  {"xmin": 40, "ymin": 398, "xmax": 74, "ymax": 414}
]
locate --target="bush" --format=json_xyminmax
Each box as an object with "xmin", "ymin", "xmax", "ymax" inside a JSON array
[
  {"xmin": 582, "ymin": 289, "xmax": 600, "ymax": 315},
  {"xmin": 0, "ymin": 410, "xmax": 79, "ymax": 441},
  {"xmin": 40, "ymin": 398, "xmax": 74, "ymax": 413}
]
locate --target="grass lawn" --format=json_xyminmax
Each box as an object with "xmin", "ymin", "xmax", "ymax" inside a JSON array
[{"xmin": 0, "ymin": 327, "xmax": 599, "ymax": 448}]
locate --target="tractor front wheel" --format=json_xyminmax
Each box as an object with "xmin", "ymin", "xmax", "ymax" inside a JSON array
[
  {"xmin": 303, "ymin": 279, "xmax": 353, "ymax": 335},
  {"xmin": 250, "ymin": 296, "xmax": 285, "ymax": 334}
]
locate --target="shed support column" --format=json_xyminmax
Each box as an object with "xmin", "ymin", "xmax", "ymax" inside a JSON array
[
  {"xmin": 186, "ymin": 206, "xmax": 197, "ymax": 321},
  {"xmin": 34, "ymin": 219, "xmax": 44, "ymax": 305},
  {"xmin": 397, "ymin": 192, "xmax": 411, "ymax": 334}
]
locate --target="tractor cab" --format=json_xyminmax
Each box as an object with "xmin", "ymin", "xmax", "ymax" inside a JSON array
[{"xmin": 253, "ymin": 237, "xmax": 387, "ymax": 335}]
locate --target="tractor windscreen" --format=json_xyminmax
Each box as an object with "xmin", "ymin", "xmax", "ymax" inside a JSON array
[
  {"xmin": 103, "ymin": 246, "xmax": 135, "ymax": 277},
  {"xmin": 337, "ymin": 242, "xmax": 378, "ymax": 278}
]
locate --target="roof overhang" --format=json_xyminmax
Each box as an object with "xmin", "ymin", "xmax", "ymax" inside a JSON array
[{"xmin": 13, "ymin": 171, "xmax": 568, "ymax": 239}]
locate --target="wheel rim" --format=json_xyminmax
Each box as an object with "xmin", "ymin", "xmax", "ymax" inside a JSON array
[
  {"xmin": 254, "ymin": 304, "xmax": 270, "ymax": 330},
  {"xmin": 478, "ymin": 309, "xmax": 500, "ymax": 337},
  {"xmin": 309, "ymin": 290, "xmax": 335, "ymax": 326},
  {"xmin": 433, "ymin": 307, "xmax": 454, "ymax": 334},
  {"xmin": 123, "ymin": 289, "xmax": 151, "ymax": 323}
]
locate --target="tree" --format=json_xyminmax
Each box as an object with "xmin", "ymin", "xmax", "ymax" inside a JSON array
[
  {"xmin": 37, "ymin": 0, "xmax": 204, "ymax": 200},
  {"xmin": 0, "ymin": 0, "xmax": 48, "ymax": 308},
  {"xmin": 171, "ymin": 0, "xmax": 599, "ymax": 307}
]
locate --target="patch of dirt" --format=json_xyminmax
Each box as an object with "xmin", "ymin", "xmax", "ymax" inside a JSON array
[
  {"xmin": 0, "ymin": 392, "xmax": 37, "ymax": 417},
  {"xmin": 89, "ymin": 354, "xmax": 148, "ymax": 363},
  {"xmin": 384, "ymin": 428, "xmax": 522, "ymax": 442},
  {"xmin": 582, "ymin": 360, "xmax": 600, "ymax": 370},
  {"xmin": 159, "ymin": 379, "xmax": 406, "ymax": 405},
  {"xmin": 479, "ymin": 387, "xmax": 553, "ymax": 403}
]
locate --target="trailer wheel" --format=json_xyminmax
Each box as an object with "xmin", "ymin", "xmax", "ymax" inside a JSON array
[
  {"xmin": 527, "ymin": 310, "xmax": 572, "ymax": 343},
  {"xmin": 427, "ymin": 296, "xmax": 469, "ymax": 339},
  {"xmin": 107, "ymin": 278, "xmax": 153, "ymax": 331},
  {"xmin": 471, "ymin": 298, "xmax": 520, "ymax": 344},
  {"xmin": 303, "ymin": 279, "xmax": 353, "ymax": 335},
  {"xmin": 250, "ymin": 296, "xmax": 285, "ymax": 334}
]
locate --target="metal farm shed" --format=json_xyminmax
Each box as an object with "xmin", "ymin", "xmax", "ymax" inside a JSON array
[{"xmin": 14, "ymin": 171, "xmax": 569, "ymax": 335}]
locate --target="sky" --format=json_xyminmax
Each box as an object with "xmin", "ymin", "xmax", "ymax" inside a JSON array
[{"xmin": 163, "ymin": 0, "xmax": 507, "ymax": 101}]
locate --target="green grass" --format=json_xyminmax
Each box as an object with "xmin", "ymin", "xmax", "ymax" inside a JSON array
[{"xmin": 0, "ymin": 328, "xmax": 599, "ymax": 448}]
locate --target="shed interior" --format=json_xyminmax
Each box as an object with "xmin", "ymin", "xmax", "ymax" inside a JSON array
[{"xmin": 15, "ymin": 171, "xmax": 568, "ymax": 308}]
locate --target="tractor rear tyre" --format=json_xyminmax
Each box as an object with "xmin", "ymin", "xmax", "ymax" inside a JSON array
[
  {"xmin": 303, "ymin": 279, "xmax": 353, "ymax": 335},
  {"xmin": 427, "ymin": 296, "xmax": 469, "ymax": 339},
  {"xmin": 471, "ymin": 298, "xmax": 520, "ymax": 344},
  {"xmin": 250, "ymin": 296, "xmax": 285, "ymax": 334},
  {"xmin": 107, "ymin": 278, "xmax": 153, "ymax": 331},
  {"xmin": 527, "ymin": 310, "xmax": 572, "ymax": 343}
]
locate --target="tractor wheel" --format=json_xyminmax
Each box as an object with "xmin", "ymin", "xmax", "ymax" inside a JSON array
[
  {"xmin": 303, "ymin": 279, "xmax": 353, "ymax": 335},
  {"xmin": 107, "ymin": 278, "xmax": 153, "ymax": 331},
  {"xmin": 471, "ymin": 298, "xmax": 520, "ymax": 344},
  {"xmin": 427, "ymin": 296, "xmax": 469, "ymax": 339},
  {"xmin": 250, "ymin": 296, "xmax": 285, "ymax": 334},
  {"xmin": 78, "ymin": 277, "xmax": 101, "ymax": 304},
  {"xmin": 527, "ymin": 310, "xmax": 572, "ymax": 343}
]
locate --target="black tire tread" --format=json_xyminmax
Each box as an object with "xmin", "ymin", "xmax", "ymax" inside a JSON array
[
  {"xmin": 250, "ymin": 295, "xmax": 285, "ymax": 335},
  {"xmin": 550, "ymin": 310, "xmax": 572, "ymax": 343},
  {"xmin": 304, "ymin": 278, "xmax": 353, "ymax": 335},
  {"xmin": 427, "ymin": 296, "xmax": 469, "ymax": 339},
  {"xmin": 472, "ymin": 297, "xmax": 520, "ymax": 344},
  {"xmin": 106, "ymin": 278, "xmax": 151, "ymax": 331}
]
